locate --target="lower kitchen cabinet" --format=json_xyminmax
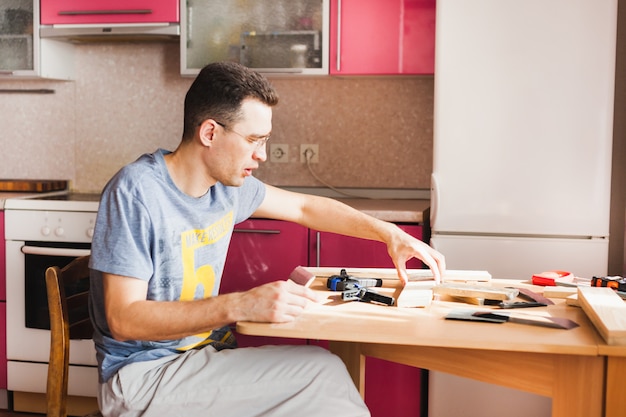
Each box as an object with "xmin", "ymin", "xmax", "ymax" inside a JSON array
[
  {"xmin": 0, "ymin": 303, "xmax": 5, "ymax": 390},
  {"xmin": 221, "ymin": 219, "xmax": 309, "ymax": 347},
  {"xmin": 0, "ymin": 211, "xmax": 6, "ymax": 390},
  {"xmin": 223, "ymin": 218, "xmax": 426, "ymax": 416},
  {"xmin": 309, "ymin": 224, "xmax": 423, "ymax": 269},
  {"xmin": 310, "ymin": 224, "xmax": 425, "ymax": 417}
]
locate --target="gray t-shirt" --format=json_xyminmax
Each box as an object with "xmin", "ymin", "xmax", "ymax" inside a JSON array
[{"xmin": 89, "ymin": 149, "xmax": 266, "ymax": 383}]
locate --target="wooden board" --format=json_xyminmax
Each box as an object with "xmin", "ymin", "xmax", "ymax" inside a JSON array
[
  {"xmin": 543, "ymin": 286, "xmax": 578, "ymax": 298},
  {"xmin": 0, "ymin": 179, "xmax": 68, "ymax": 192},
  {"xmin": 303, "ymin": 267, "xmax": 491, "ymax": 282},
  {"xmin": 433, "ymin": 282, "xmax": 518, "ymax": 301},
  {"xmin": 578, "ymin": 286, "xmax": 626, "ymax": 345}
]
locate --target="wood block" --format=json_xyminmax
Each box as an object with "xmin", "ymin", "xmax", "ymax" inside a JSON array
[
  {"xmin": 543, "ymin": 286, "xmax": 578, "ymax": 298},
  {"xmin": 578, "ymin": 286, "xmax": 626, "ymax": 345},
  {"xmin": 397, "ymin": 282, "xmax": 433, "ymax": 308},
  {"xmin": 565, "ymin": 294, "xmax": 580, "ymax": 307}
]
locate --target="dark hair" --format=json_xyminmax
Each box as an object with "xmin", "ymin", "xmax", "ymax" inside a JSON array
[{"xmin": 182, "ymin": 62, "xmax": 279, "ymax": 141}]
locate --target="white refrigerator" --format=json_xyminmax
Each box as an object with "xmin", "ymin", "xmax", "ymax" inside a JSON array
[{"xmin": 429, "ymin": 0, "xmax": 617, "ymax": 416}]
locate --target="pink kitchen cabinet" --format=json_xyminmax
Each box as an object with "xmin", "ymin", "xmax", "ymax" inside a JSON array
[
  {"xmin": 0, "ymin": 210, "xmax": 5, "ymax": 301},
  {"xmin": 310, "ymin": 224, "xmax": 423, "ymax": 269},
  {"xmin": 223, "ymin": 218, "xmax": 427, "ymax": 416},
  {"xmin": 221, "ymin": 219, "xmax": 309, "ymax": 347},
  {"xmin": 330, "ymin": 0, "xmax": 436, "ymax": 75},
  {"xmin": 40, "ymin": 0, "xmax": 179, "ymax": 25},
  {"xmin": 310, "ymin": 223, "xmax": 425, "ymax": 417},
  {"xmin": 0, "ymin": 211, "xmax": 6, "ymax": 389}
]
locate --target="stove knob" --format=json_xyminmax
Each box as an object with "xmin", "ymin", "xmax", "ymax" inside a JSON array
[
  {"xmin": 86, "ymin": 227, "xmax": 94, "ymax": 238},
  {"xmin": 54, "ymin": 226, "xmax": 65, "ymax": 237},
  {"xmin": 41, "ymin": 226, "xmax": 51, "ymax": 236}
]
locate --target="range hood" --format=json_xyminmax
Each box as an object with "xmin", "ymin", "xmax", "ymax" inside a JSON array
[{"xmin": 40, "ymin": 22, "xmax": 180, "ymax": 41}]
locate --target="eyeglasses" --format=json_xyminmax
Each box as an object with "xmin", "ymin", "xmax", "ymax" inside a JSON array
[{"xmin": 215, "ymin": 121, "xmax": 271, "ymax": 150}]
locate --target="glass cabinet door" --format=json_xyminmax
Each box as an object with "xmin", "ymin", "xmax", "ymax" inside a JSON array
[
  {"xmin": 0, "ymin": 0, "xmax": 34, "ymax": 73},
  {"xmin": 181, "ymin": 0, "xmax": 329, "ymax": 76}
]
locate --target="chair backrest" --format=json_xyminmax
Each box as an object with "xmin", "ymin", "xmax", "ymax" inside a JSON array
[{"xmin": 45, "ymin": 255, "xmax": 94, "ymax": 417}]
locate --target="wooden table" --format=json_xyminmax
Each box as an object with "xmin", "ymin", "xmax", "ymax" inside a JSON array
[
  {"xmin": 598, "ymin": 344, "xmax": 626, "ymax": 417},
  {"xmin": 237, "ymin": 270, "xmax": 608, "ymax": 417}
]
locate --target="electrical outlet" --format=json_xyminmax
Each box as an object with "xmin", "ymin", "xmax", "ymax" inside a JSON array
[
  {"xmin": 269, "ymin": 144, "xmax": 289, "ymax": 163},
  {"xmin": 300, "ymin": 144, "xmax": 319, "ymax": 163}
]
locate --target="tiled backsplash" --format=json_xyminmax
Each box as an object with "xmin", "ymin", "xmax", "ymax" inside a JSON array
[{"xmin": 0, "ymin": 42, "xmax": 434, "ymax": 194}]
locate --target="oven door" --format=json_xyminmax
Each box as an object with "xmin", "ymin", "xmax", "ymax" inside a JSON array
[{"xmin": 5, "ymin": 240, "xmax": 97, "ymax": 396}]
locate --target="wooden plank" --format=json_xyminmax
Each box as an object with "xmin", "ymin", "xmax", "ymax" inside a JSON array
[
  {"xmin": 578, "ymin": 286, "xmax": 626, "ymax": 345},
  {"xmin": 433, "ymin": 282, "xmax": 518, "ymax": 301},
  {"xmin": 302, "ymin": 267, "xmax": 491, "ymax": 282},
  {"xmin": 543, "ymin": 286, "xmax": 578, "ymax": 298}
]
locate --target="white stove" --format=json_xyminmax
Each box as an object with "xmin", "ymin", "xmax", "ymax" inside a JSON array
[
  {"xmin": 4, "ymin": 192, "xmax": 100, "ymax": 243},
  {"xmin": 3, "ymin": 191, "xmax": 101, "ymax": 401}
]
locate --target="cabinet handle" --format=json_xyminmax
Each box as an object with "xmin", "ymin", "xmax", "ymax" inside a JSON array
[
  {"xmin": 335, "ymin": 0, "xmax": 342, "ymax": 72},
  {"xmin": 316, "ymin": 231, "xmax": 321, "ymax": 267},
  {"xmin": 255, "ymin": 68, "xmax": 305, "ymax": 74},
  {"xmin": 234, "ymin": 229, "xmax": 281, "ymax": 235},
  {"xmin": 58, "ymin": 9, "xmax": 153, "ymax": 16},
  {"xmin": 186, "ymin": 5, "xmax": 192, "ymax": 44},
  {"xmin": 0, "ymin": 88, "xmax": 55, "ymax": 94},
  {"xmin": 430, "ymin": 173, "xmax": 439, "ymax": 230}
]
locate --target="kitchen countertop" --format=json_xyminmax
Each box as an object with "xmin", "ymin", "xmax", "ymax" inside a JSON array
[
  {"xmin": 336, "ymin": 199, "xmax": 429, "ymax": 223},
  {"xmin": 0, "ymin": 192, "xmax": 429, "ymax": 224},
  {"xmin": 0, "ymin": 192, "xmax": 42, "ymax": 209}
]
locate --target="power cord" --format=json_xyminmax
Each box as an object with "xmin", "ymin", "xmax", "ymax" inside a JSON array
[{"xmin": 303, "ymin": 148, "xmax": 374, "ymax": 199}]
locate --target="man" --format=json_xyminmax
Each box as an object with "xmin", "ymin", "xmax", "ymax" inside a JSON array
[{"xmin": 89, "ymin": 61, "xmax": 445, "ymax": 417}]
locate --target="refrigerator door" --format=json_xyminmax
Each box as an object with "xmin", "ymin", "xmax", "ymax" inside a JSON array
[
  {"xmin": 431, "ymin": 234, "xmax": 609, "ymax": 279},
  {"xmin": 431, "ymin": 0, "xmax": 616, "ymax": 237}
]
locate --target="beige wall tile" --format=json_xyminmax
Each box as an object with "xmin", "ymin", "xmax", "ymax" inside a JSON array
[{"xmin": 0, "ymin": 42, "xmax": 433, "ymax": 193}]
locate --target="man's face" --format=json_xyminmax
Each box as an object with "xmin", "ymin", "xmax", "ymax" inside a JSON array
[{"xmin": 208, "ymin": 98, "xmax": 273, "ymax": 187}]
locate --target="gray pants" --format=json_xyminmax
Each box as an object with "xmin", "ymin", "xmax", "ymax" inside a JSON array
[{"xmin": 99, "ymin": 345, "xmax": 370, "ymax": 417}]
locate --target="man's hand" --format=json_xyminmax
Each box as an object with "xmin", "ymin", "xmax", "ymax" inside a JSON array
[
  {"xmin": 233, "ymin": 280, "xmax": 321, "ymax": 323},
  {"xmin": 386, "ymin": 226, "xmax": 446, "ymax": 285}
]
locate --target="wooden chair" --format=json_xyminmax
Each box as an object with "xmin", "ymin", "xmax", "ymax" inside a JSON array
[{"xmin": 45, "ymin": 256, "xmax": 102, "ymax": 417}]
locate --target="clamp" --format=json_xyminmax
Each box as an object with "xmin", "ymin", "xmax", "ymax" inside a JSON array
[{"xmin": 327, "ymin": 269, "xmax": 395, "ymax": 306}]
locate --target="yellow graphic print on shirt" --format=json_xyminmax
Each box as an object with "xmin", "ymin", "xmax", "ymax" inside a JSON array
[{"xmin": 177, "ymin": 211, "xmax": 233, "ymax": 351}]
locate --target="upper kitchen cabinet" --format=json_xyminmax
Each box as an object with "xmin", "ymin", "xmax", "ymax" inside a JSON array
[
  {"xmin": 0, "ymin": 0, "xmax": 73, "ymax": 79},
  {"xmin": 181, "ymin": 0, "xmax": 329, "ymax": 76},
  {"xmin": 39, "ymin": 0, "xmax": 180, "ymax": 38},
  {"xmin": 330, "ymin": 0, "xmax": 435, "ymax": 75}
]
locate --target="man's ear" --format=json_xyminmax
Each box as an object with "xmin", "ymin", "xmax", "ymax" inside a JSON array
[{"xmin": 198, "ymin": 119, "xmax": 218, "ymax": 147}]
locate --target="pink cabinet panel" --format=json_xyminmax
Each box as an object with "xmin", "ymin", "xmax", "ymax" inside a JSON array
[
  {"xmin": 310, "ymin": 223, "xmax": 425, "ymax": 417},
  {"xmin": 222, "ymin": 219, "xmax": 309, "ymax": 348},
  {"xmin": 40, "ymin": 0, "xmax": 179, "ymax": 25},
  {"xmin": 310, "ymin": 224, "xmax": 423, "ymax": 269},
  {"xmin": 330, "ymin": 0, "xmax": 435, "ymax": 75},
  {"xmin": 220, "ymin": 219, "xmax": 309, "ymax": 294},
  {"xmin": 0, "ymin": 302, "xmax": 5, "ymax": 389},
  {"xmin": 0, "ymin": 211, "xmax": 5, "ymax": 388},
  {"xmin": 0, "ymin": 210, "xmax": 5, "ymax": 301}
]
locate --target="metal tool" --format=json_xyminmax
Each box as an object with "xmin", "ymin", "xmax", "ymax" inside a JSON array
[{"xmin": 327, "ymin": 269, "xmax": 393, "ymax": 306}]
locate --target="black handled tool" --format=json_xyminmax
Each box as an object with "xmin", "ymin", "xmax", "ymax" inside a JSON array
[
  {"xmin": 326, "ymin": 269, "xmax": 383, "ymax": 291},
  {"xmin": 327, "ymin": 269, "xmax": 393, "ymax": 306}
]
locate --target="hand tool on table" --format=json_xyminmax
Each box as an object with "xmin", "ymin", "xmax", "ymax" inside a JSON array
[
  {"xmin": 497, "ymin": 287, "xmax": 555, "ymax": 308},
  {"xmin": 446, "ymin": 309, "xmax": 579, "ymax": 329},
  {"xmin": 327, "ymin": 269, "xmax": 394, "ymax": 306}
]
